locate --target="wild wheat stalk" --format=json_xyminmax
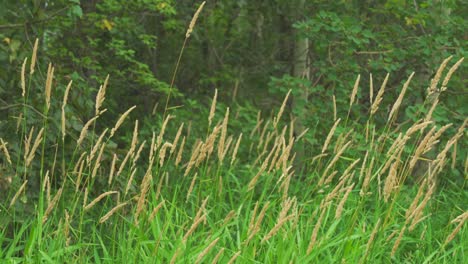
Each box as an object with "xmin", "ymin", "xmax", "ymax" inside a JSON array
[
  {"xmin": 349, "ymin": 74, "xmax": 361, "ymax": 107},
  {"xmin": 209, "ymin": 89, "xmax": 217, "ymax": 126},
  {"xmin": 45, "ymin": 63, "xmax": 55, "ymax": 110},
  {"xmin": 0, "ymin": 138, "xmax": 12, "ymax": 164},
  {"xmin": 99, "ymin": 202, "xmax": 128, "ymax": 223},
  {"xmin": 321, "ymin": 118, "xmax": 341, "ymax": 154},
  {"xmin": 95, "ymin": 74, "xmax": 109, "ymax": 115},
  {"xmin": 61, "ymin": 80, "xmax": 73, "ymax": 141},
  {"xmin": 30, "ymin": 38, "xmax": 39, "ymax": 75},
  {"xmin": 9, "ymin": 180, "xmax": 28, "ymax": 208},
  {"xmin": 21, "ymin": 58, "xmax": 27, "ymax": 97},
  {"xmin": 195, "ymin": 237, "xmax": 220, "ymax": 264},
  {"xmin": 84, "ymin": 191, "xmax": 118, "ymax": 211},
  {"xmin": 110, "ymin": 106, "xmax": 136, "ymax": 137},
  {"xmin": 388, "ymin": 72, "xmax": 414, "ymax": 123},
  {"xmin": 42, "ymin": 187, "xmax": 63, "ymax": 224}
]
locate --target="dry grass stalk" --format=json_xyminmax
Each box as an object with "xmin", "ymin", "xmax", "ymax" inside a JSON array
[
  {"xmin": 148, "ymin": 200, "xmax": 166, "ymax": 222},
  {"xmin": 432, "ymin": 120, "xmax": 466, "ymax": 174},
  {"xmin": 223, "ymin": 210, "xmax": 237, "ymax": 225},
  {"xmin": 77, "ymin": 111, "xmax": 105, "ymax": 146},
  {"xmin": 175, "ymin": 136, "xmax": 186, "ymax": 166},
  {"xmin": 21, "ymin": 58, "xmax": 27, "ymax": 97},
  {"xmin": 110, "ymin": 106, "xmax": 136, "ymax": 137},
  {"xmin": 156, "ymin": 115, "xmax": 172, "ymax": 150},
  {"xmin": 88, "ymin": 128, "xmax": 108, "ymax": 164},
  {"xmin": 61, "ymin": 80, "xmax": 73, "ymax": 140},
  {"xmin": 388, "ymin": 72, "xmax": 414, "ymax": 123},
  {"xmin": 322, "ymin": 141, "xmax": 351, "ymax": 178},
  {"xmin": 423, "ymin": 124, "xmax": 452, "ymax": 155},
  {"xmin": 408, "ymin": 183, "xmax": 435, "ymax": 231},
  {"xmin": 227, "ymin": 251, "xmax": 241, "ymax": 264},
  {"xmin": 184, "ymin": 140, "xmax": 202, "ymax": 176},
  {"xmin": 441, "ymin": 57, "xmax": 464, "ymax": 91},
  {"xmin": 154, "ymin": 171, "xmax": 165, "ymax": 199},
  {"xmin": 135, "ymin": 169, "xmax": 153, "ymax": 224},
  {"xmin": 211, "ymin": 248, "xmax": 225, "ymax": 264},
  {"xmin": 0, "ymin": 138, "xmax": 12, "ymax": 164},
  {"xmin": 363, "ymin": 218, "xmax": 381, "ymax": 260},
  {"xmin": 186, "ymin": 173, "xmax": 198, "ymax": 202},
  {"xmin": 360, "ymin": 157, "xmax": 374, "ymax": 196},
  {"xmin": 170, "ymin": 247, "xmax": 181, "ymax": 264},
  {"xmin": 158, "ymin": 142, "xmax": 173, "ymax": 166},
  {"xmin": 427, "ymin": 56, "xmax": 452, "ymax": 97},
  {"xmin": 42, "ymin": 187, "xmax": 63, "ymax": 224},
  {"xmin": 217, "ymin": 108, "xmax": 230, "ymax": 160},
  {"xmin": 95, "ymin": 74, "xmax": 109, "ymax": 115},
  {"xmin": 335, "ymin": 183, "xmax": 355, "ymax": 219},
  {"xmin": 383, "ymin": 161, "xmax": 399, "ymax": 202},
  {"xmin": 359, "ymin": 151, "xmax": 368, "ymax": 182},
  {"xmin": 248, "ymin": 159, "xmax": 268, "ymax": 191},
  {"xmin": 63, "ymin": 210, "xmax": 71, "ymax": 246},
  {"xmin": 405, "ymin": 120, "xmax": 432, "ymax": 137},
  {"xmin": 171, "ymin": 123, "xmax": 184, "ymax": 154},
  {"xmin": 9, "ymin": 180, "xmax": 28, "ymax": 208},
  {"xmin": 107, "ymin": 153, "xmax": 117, "ymax": 186},
  {"xmin": 391, "ymin": 225, "xmax": 406, "ymax": 257},
  {"xmin": 117, "ymin": 145, "xmax": 135, "ymax": 177},
  {"xmin": 91, "ymin": 143, "xmax": 106, "ymax": 178},
  {"xmin": 195, "ymin": 237, "xmax": 220, "ymax": 264},
  {"xmin": 405, "ymin": 179, "xmax": 427, "ymax": 222},
  {"xmin": 129, "ymin": 143, "xmax": 145, "ymax": 169},
  {"xmin": 369, "ymin": 73, "xmax": 374, "ymax": 104},
  {"xmin": 219, "ymin": 135, "xmax": 233, "ymax": 163},
  {"xmin": 130, "ymin": 120, "xmax": 139, "ymax": 156},
  {"xmin": 44, "ymin": 170, "xmax": 50, "ymax": 205},
  {"xmin": 451, "ymin": 142, "xmax": 457, "ymax": 169},
  {"xmin": 333, "ymin": 129, "xmax": 354, "ymax": 154},
  {"xmin": 30, "ymin": 38, "xmax": 39, "ymax": 74},
  {"xmin": 349, "ymin": 74, "xmax": 361, "ymax": 107},
  {"xmin": 26, "ymin": 128, "xmax": 44, "ymax": 167},
  {"xmin": 444, "ymin": 211, "xmax": 468, "ymax": 246},
  {"xmin": 84, "ymin": 191, "xmax": 118, "ymax": 210},
  {"xmin": 245, "ymin": 201, "xmax": 270, "ymax": 245},
  {"xmin": 262, "ymin": 197, "xmax": 296, "ymax": 243},
  {"xmin": 332, "ymin": 95, "xmax": 337, "ymax": 121},
  {"xmin": 194, "ymin": 196, "xmax": 209, "ymax": 223},
  {"xmin": 333, "ymin": 158, "xmax": 360, "ymax": 185},
  {"xmin": 73, "ymin": 151, "xmax": 87, "ymax": 175},
  {"xmin": 82, "ymin": 188, "xmax": 88, "ymax": 209},
  {"xmin": 75, "ymin": 159, "xmax": 85, "ymax": 192},
  {"xmin": 273, "ymin": 90, "xmax": 291, "ymax": 128},
  {"xmin": 183, "ymin": 213, "xmax": 206, "ymax": 243},
  {"xmin": 209, "ymin": 89, "xmax": 217, "ymax": 126},
  {"xmin": 99, "ymin": 202, "xmax": 128, "ymax": 223},
  {"xmin": 45, "ymin": 63, "xmax": 55, "ymax": 110},
  {"xmin": 371, "ymin": 73, "xmax": 389, "ymax": 115},
  {"xmin": 423, "ymin": 98, "xmax": 439, "ymax": 123},
  {"xmin": 250, "ymin": 117, "xmax": 263, "ymax": 138},
  {"xmin": 186, "ymin": 1, "xmax": 206, "ymax": 38},
  {"xmin": 24, "ymin": 126, "xmax": 34, "ymax": 162},
  {"xmin": 230, "ymin": 133, "xmax": 242, "ymax": 166},
  {"xmin": 307, "ymin": 208, "xmax": 326, "ymax": 255},
  {"xmin": 124, "ymin": 168, "xmax": 138, "ymax": 195}
]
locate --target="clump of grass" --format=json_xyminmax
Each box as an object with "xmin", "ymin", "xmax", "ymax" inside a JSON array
[{"xmin": 0, "ymin": 32, "xmax": 466, "ymax": 263}]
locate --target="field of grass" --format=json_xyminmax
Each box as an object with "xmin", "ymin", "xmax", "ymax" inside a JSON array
[{"xmin": 0, "ymin": 41, "xmax": 466, "ymax": 263}]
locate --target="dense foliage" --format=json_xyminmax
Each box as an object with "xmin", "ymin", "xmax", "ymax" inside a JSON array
[{"xmin": 0, "ymin": 1, "xmax": 466, "ymax": 263}]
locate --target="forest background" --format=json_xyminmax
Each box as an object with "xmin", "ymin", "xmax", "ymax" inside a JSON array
[{"xmin": 0, "ymin": 0, "xmax": 467, "ymax": 263}]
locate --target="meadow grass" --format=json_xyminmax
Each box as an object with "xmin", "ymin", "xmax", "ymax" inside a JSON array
[{"xmin": 0, "ymin": 42, "xmax": 466, "ymax": 263}]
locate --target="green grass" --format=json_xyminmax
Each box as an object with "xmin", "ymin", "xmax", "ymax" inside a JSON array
[{"xmin": 0, "ymin": 47, "xmax": 466, "ymax": 264}]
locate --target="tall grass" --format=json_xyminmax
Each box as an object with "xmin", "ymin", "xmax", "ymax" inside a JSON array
[{"xmin": 0, "ymin": 41, "xmax": 466, "ymax": 263}]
